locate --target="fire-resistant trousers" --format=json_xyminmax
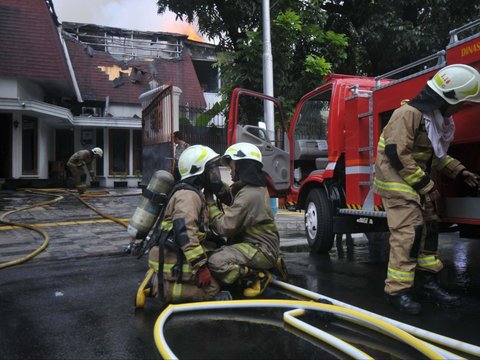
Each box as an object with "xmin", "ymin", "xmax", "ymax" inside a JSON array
[
  {"xmin": 208, "ymin": 243, "xmax": 273, "ymax": 285},
  {"xmin": 383, "ymin": 196, "xmax": 444, "ymax": 295},
  {"xmin": 67, "ymin": 164, "xmax": 86, "ymax": 193}
]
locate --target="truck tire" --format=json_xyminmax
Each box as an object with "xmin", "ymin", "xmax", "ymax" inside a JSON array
[{"xmin": 305, "ymin": 188, "xmax": 334, "ymax": 253}]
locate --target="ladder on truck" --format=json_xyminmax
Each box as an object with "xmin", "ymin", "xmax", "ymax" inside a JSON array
[{"xmin": 337, "ymin": 50, "xmax": 447, "ymax": 221}]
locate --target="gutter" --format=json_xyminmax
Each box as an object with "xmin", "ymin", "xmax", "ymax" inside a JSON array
[{"xmin": 57, "ymin": 27, "xmax": 83, "ymax": 103}]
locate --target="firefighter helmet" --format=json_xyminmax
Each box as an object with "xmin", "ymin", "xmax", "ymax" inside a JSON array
[
  {"xmin": 427, "ymin": 64, "xmax": 480, "ymax": 104},
  {"xmin": 92, "ymin": 147, "xmax": 103, "ymax": 158},
  {"xmin": 223, "ymin": 143, "xmax": 262, "ymax": 164},
  {"xmin": 178, "ymin": 145, "xmax": 220, "ymax": 180}
]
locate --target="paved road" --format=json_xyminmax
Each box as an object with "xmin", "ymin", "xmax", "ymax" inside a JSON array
[{"xmin": 1, "ymin": 188, "xmax": 480, "ymax": 359}]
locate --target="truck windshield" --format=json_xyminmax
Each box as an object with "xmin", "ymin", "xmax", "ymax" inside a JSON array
[{"xmin": 293, "ymin": 90, "xmax": 330, "ymax": 141}]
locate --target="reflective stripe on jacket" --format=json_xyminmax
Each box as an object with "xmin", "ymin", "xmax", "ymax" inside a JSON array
[
  {"xmin": 161, "ymin": 188, "xmax": 208, "ymax": 279},
  {"xmin": 374, "ymin": 104, "xmax": 465, "ymax": 202},
  {"xmin": 67, "ymin": 150, "xmax": 94, "ymax": 170},
  {"xmin": 208, "ymin": 184, "xmax": 279, "ymax": 263}
]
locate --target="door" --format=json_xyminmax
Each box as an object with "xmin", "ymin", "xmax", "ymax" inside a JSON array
[{"xmin": 227, "ymin": 88, "xmax": 290, "ymax": 193}]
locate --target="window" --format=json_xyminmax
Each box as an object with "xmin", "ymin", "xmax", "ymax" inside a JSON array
[
  {"xmin": 109, "ymin": 129, "xmax": 129, "ymax": 174},
  {"xmin": 22, "ymin": 116, "xmax": 37, "ymax": 175},
  {"xmin": 192, "ymin": 60, "xmax": 219, "ymax": 93},
  {"xmin": 294, "ymin": 91, "xmax": 331, "ymax": 141}
]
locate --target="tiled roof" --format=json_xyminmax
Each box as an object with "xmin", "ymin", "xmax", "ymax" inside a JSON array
[
  {"xmin": 0, "ymin": 0, "xmax": 71, "ymax": 85},
  {"xmin": 65, "ymin": 36, "xmax": 206, "ymax": 107}
]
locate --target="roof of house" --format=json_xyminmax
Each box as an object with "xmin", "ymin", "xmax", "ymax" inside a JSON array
[
  {"xmin": 0, "ymin": 0, "xmax": 73, "ymax": 94},
  {"xmin": 62, "ymin": 22, "xmax": 207, "ymax": 107}
]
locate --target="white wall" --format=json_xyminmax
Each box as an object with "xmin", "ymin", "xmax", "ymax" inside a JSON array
[
  {"xmin": 109, "ymin": 103, "xmax": 142, "ymax": 117},
  {"xmin": 0, "ymin": 78, "xmax": 18, "ymax": 98},
  {"xmin": 17, "ymin": 79, "xmax": 45, "ymax": 100},
  {"xmin": 37, "ymin": 120, "xmax": 50, "ymax": 178}
]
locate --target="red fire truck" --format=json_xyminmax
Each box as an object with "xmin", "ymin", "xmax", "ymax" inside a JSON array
[{"xmin": 227, "ymin": 19, "xmax": 480, "ymax": 253}]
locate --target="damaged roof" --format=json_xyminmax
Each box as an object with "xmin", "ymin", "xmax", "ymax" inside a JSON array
[{"xmin": 62, "ymin": 22, "xmax": 206, "ymax": 107}]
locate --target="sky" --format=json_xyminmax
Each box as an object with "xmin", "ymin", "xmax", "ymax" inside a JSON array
[{"xmin": 52, "ymin": 0, "xmax": 206, "ymax": 41}]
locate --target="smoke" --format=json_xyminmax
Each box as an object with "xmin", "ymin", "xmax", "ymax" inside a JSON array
[{"xmin": 53, "ymin": 0, "xmax": 204, "ymax": 40}]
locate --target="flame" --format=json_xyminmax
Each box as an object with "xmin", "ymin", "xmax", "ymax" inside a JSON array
[{"xmin": 163, "ymin": 20, "xmax": 206, "ymax": 42}]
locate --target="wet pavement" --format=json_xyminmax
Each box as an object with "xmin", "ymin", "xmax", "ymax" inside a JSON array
[{"xmin": 1, "ymin": 188, "xmax": 480, "ymax": 359}]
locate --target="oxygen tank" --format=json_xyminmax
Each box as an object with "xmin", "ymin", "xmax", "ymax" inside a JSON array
[{"xmin": 127, "ymin": 170, "xmax": 174, "ymax": 239}]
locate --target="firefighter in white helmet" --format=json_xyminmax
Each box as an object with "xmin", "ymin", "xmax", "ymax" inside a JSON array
[
  {"xmin": 206, "ymin": 142, "xmax": 286, "ymax": 297},
  {"xmin": 146, "ymin": 145, "xmax": 232, "ymax": 303},
  {"xmin": 374, "ymin": 64, "xmax": 480, "ymax": 315},
  {"xmin": 67, "ymin": 147, "xmax": 103, "ymax": 194}
]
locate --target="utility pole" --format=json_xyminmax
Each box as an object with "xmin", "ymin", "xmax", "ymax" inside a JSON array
[
  {"xmin": 262, "ymin": 0, "xmax": 274, "ymax": 142},
  {"xmin": 262, "ymin": 0, "xmax": 278, "ymax": 216}
]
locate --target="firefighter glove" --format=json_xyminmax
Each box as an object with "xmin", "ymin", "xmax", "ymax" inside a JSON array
[
  {"xmin": 460, "ymin": 170, "xmax": 480, "ymax": 188},
  {"xmin": 197, "ymin": 266, "xmax": 212, "ymax": 287}
]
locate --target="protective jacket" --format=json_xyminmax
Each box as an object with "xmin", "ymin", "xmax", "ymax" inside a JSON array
[
  {"xmin": 67, "ymin": 150, "xmax": 95, "ymax": 172},
  {"xmin": 374, "ymin": 104, "xmax": 465, "ymax": 202},
  {"xmin": 208, "ymin": 183, "xmax": 279, "ymax": 264},
  {"xmin": 150, "ymin": 187, "xmax": 219, "ymax": 303}
]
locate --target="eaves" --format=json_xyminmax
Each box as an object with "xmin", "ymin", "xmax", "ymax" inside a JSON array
[{"xmin": 73, "ymin": 116, "xmax": 142, "ymax": 129}]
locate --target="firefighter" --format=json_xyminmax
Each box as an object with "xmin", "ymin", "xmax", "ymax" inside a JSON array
[
  {"xmin": 146, "ymin": 145, "xmax": 231, "ymax": 303},
  {"xmin": 173, "ymin": 131, "xmax": 190, "ymax": 181},
  {"xmin": 67, "ymin": 147, "xmax": 103, "ymax": 194},
  {"xmin": 374, "ymin": 64, "xmax": 480, "ymax": 315},
  {"xmin": 206, "ymin": 142, "xmax": 284, "ymax": 297}
]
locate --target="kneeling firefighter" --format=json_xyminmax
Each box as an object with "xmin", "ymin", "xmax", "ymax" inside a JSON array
[
  {"xmin": 137, "ymin": 145, "xmax": 232, "ymax": 305},
  {"xmin": 206, "ymin": 142, "xmax": 287, "ymax": 298}
]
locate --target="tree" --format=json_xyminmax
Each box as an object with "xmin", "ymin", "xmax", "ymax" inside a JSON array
[
  {"xmin": 157, "ymin": 0, "xmax": 480, "ymax": 115},
  {"xmin": 322, "ymin": 0, "xmax": 480, "ymax": 75},
  {"xmin": 157, "ymin": 0, "xmax": 348, "ymax": 117}
]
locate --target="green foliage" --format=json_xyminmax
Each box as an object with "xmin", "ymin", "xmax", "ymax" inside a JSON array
[
  {"xmin": 157, "ymin": 0, "xmax": 480, "ymax": 119},
  {"xmin": 322, "ymin": 0, "xmax": 480, "ymax": 75},
  {"xmin": 195, "ymin": 101, "xmax": 227, "ymax": 127},
  {"xmin": 157, "ymin": 0, "xmax": 348, "ymax": 120}
]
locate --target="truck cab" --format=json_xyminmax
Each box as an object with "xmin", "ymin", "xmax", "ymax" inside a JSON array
[{"xmin": 228, "ymin": 19, "xmax": 480, "ymax": 253}]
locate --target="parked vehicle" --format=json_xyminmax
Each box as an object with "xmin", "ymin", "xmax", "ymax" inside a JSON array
[{"xmin": 227, "ymin": 19, "xmax": 480, "ymax": 253}]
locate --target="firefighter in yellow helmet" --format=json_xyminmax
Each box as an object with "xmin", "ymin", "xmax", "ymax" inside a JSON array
[
  {"xmin": 374, "ymin": 64, "xmax": 480, "ymax": 315},
  {"xmin": 146, "ymin": 145, "xmax": 231, "ymax": 303},
  {"xmin": 205, "ymin": 142, "xmax": 285, "ymax": 297},
  {"xmin": 67, "ymin": 147, "xmax": 103, "ymax": 194}
]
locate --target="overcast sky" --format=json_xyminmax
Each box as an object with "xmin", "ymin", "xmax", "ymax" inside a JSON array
[{"xmin": 52, "ymin": 0, "xmax": 205, "ymax": 40}]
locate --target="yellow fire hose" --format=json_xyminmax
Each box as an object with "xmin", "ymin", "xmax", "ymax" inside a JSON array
[
  {"xmin": 0, "ymin": 188, "xmax": 139, "ymax": 269},
  {"xmin": 0, "ymin": 192, "xmax": 63, "ymax": 269},
  {"xmin": 154, "ymin": 299, "xmax": 446, "ymax": 360},
  {"xmin": 271, "ymin": 279, "xmax": 479, "ymax": 357}
]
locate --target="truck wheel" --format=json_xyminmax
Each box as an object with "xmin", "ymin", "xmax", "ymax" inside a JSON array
[{"xmin": 305, "ymin": 188, "xmax": 334, "ymax": 253}]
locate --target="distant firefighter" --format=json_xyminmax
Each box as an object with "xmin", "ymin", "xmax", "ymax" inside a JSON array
[{"xmin": 67, "ymin": 147, "xmax": 103, "ymax": 194}]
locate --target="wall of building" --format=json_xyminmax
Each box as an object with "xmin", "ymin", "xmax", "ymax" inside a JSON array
[{"xmin": 109, "ymin": 103, "xmax": 142, "ymax": 118}]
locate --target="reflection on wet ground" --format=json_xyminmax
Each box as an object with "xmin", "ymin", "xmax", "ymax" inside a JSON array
[{"xmin": 164, "ymin": 309, "xmax": 428, "ymax": 359}]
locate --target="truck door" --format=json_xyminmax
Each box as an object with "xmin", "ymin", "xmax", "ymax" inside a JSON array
[{"xmin": 228, "ymin": 88, "xmax": 290, "ymax": 193}]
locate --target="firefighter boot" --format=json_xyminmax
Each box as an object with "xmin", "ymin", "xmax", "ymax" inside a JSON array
[
  {"xmin": 415, "ymin": 271, "xmax": 461, "ymax": 307},
  {"xmin": 135, "ymin": 268, "xmax": 155, "ymax": 309},
  {"xmin": 385, "ymin": 292, "xmax": 422, "ymax": 315},
  {"xmin": 243, "ymin": 271, "xmax": 272, "ymax": 297},
  {"xmin": 213, "ymin": 290, "xmax": 233, "ymax": 301},
  {"xmin": 272, "ymin": 257, "xmax": 289, "ymax": 282}
]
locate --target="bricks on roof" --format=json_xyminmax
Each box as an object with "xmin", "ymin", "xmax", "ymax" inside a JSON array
[
  {"xmin": 0, "ymin": 0, "xmax": 71, "ymax": 84},
  {"xmin": 65, "ymin": 36, "xmax": 206, "ymax": 107}
]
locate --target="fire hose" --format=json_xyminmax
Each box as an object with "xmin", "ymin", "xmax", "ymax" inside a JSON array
[
  {"xmin": 153, "ymin": 280, "xmax": 480, "ymax": 359},
  {"xmin": 0, "ymin": 188, "xmax": 137, "ymax": 269}
]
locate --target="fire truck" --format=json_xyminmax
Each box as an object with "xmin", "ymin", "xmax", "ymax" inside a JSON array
[{"xmin": 227, "ymin": 19, "xmax": 480, "ymax": 253}]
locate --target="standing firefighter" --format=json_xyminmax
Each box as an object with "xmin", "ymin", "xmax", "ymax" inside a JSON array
[
  {"xmin": 374, "ymin": 64, "xmax": 480, "ymax": 315},
  {"xmin": 67, "ymin": 147, "xmax": 103, "ymax": 194},
  {"xmin": 206, "ymin": 143, "xmax": 285, "ymax": 297},
  {"xmin": 142, "ymin": 145, "xmax": 232, "ymax": 304}
]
